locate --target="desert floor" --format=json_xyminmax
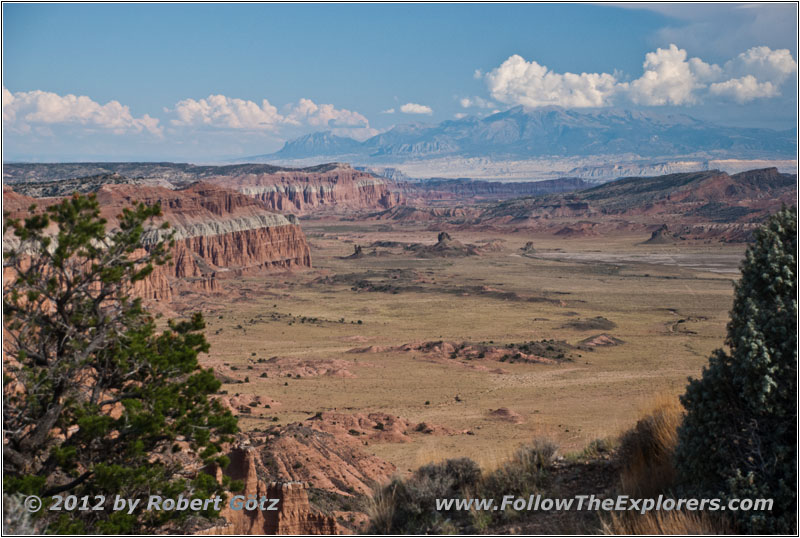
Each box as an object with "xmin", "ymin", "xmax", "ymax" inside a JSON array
[{"xmin": 195, "ymin": 220, "xmax": 743, "ymax": 475}]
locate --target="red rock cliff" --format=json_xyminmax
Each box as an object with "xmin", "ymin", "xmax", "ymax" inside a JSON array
[
  {"xmin": 203, "ymin": 163, "xmax": 402, "ymax": 214},
  {"xmin": 198, "ymin": 448, "xmax": 337, "ymax": 535},
  {"xmin": 3, "ymin": 183, "xmax": 313, "ymax": 302}
]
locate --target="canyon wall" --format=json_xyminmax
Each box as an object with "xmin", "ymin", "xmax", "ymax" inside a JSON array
[
  {"xmin": 203, "ymin": 163, "xmax": 402, "ymax": 215},
  {"xmin": 5, "ymin": 162, "xmax": 403, "ymax": 215},
  {"xmin": 100, "ymin": 183, "xmax": 313, "ymax": 300},
  {"xmin": 3, "ymin": 183, "xmax": 313, "ymax": 302}
]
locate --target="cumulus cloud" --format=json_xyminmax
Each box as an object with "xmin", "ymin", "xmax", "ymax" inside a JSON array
[
  {"xmin": 459, "ymin": 96, "xmax": 496, "ymax": 109},
  {"xmin": 628, "ymin": 44, "xmax": 702, "ymax": 105},
  {"xmin": 454, "ymin": 112, "xmax": 468, "ymax": 119},
  {"xmin": 709, "ymin": 76, "xmax": 779, "ymax": 103},
  {"xmin": 285, "ymin": 98, "xmax": 370, "ymax": 129},
  {"xmin": 724, "ymin": 46, "xmax": 797, "ymax": 84},
  {"xmin": 482, "ymin": 44, "xmax": 796, "ymax": 108},
  {"xmin": 485, "ymin": 55, "xmax": 620, "ymax": 108},
  {"xmin": 167, "ymin": 94, "xmax": 378, "ymax": 140},
  {"xmin": 400, "ymin": 102, "xmax": 433, "ymax": 115},
  {"xmin": 170, "ymin": 94, "xmax": 375, "ymax": 138},
  {"xmin": 171, "ymin": 94, "xmax": 283, "ymax": 130},
  {"xmin": 2, "ymin": 87, "xmax": 162, "ymax": 136}
]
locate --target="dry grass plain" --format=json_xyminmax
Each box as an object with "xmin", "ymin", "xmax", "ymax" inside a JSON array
[{"xmin": 196, "ymin": 220, "xmax": 744, "ymax": 475}]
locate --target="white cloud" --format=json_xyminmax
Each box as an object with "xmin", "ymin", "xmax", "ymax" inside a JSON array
[
  {"xmin": 381, "ymin": 108, "xmax": 395, "ymax": 114},
  {"xmin": 459, "ymin": 96, "xmax": 496, "ymax": 109},
  {"xmin": 485, "ymin": 55, "xmax": 619, "ymax": 108},
  {"xmin": 709, "ymin": 75, "xmax": 779, "ymax": 103},
  {"xmin": 286, "ymin": 98, "xmax": 370, "ymax": 130},
  {"xmin": 688, "ymin": 57, "xmax": 724, "ymax": 84},
  {"xmin": 482, "ymin": 44, "xmax": 796, "ymax": 109},
  {"xmin": 454, "ymin": 112, "xmax": 468, "ymax": 119},
  {"xmin": 400, "ymin": 102, "xmax": 433, "ymax": 115},
  {"xmin": 628, "ymin": 44, "xmax": 701, "ymax": 105},
  {"xmin": 724, "ymin": 46, "xmax": 797, "ymax": 85},
  {"xmin": 171, "ymin": 94, "xmax": 283, "ymax": 130},
  {"xmin": 170, "ymin": 94, "xmax": 374, "ymax": 140},
  {"xmin": 167, "ymin": 94, "xmax": 378, "ymax": 141},
  {"xmin": 2, "ymin": 87, "xmax": 162, "ymax": 136}
]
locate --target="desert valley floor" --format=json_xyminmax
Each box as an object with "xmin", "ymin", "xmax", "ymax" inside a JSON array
[{"xmin": 193, "ymin": 221, "xmax": 740, "ymax": 474}]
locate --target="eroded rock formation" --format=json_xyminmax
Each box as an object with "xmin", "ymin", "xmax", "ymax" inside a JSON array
[
  {"xmin": 203, "ymin": 163, "xmax": 402, "ymax": 214},
  {"xmin": 2, "ymin": 182, "xmax": 313, "ymax": 302},
  {"xmin": 199, "ymin": 448, "xmax": 337, "ymax": 535}
]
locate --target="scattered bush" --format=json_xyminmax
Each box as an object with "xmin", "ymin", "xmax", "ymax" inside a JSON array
[
  {"xmin": 480, "ymin": 439, "xmax": 556, "ymax": 503},
  {"xmin": 366, "ymin": 441, "xmax": 557, "ymax": 534},
  {"xmin": 366, "ymin": 458, "xmax": 481, "ymax": 534}
]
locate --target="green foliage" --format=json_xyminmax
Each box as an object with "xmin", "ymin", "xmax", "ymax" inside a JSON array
[
  {"xmin": 480, "ymin": 440, "xmax": 555, "ymax": 509},
  {"xmin": 366, "ymin": 458, "xmax": 481, "ymax": 534},
  {"xmin": 3, "ymin": 194, "xmax": 238, "ymax": 533},
  {"xmin": 366, "ymin": 440, "xmax": 556, "ymax": 534},
  {"xmin": 675, "ymin": 206, "xmax": 797, "ymax": 533}
]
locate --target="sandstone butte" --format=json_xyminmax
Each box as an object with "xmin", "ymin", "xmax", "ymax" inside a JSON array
[
  {"xmin": 201, "ymin": 163, "xmax": 403, "ymax": 215},
  {"xmin": 2, "ymin": 182, "xmax": 313, "ymax": 301}
]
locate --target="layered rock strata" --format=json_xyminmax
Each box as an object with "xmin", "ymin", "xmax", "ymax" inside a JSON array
[
  {"xmin": 203, "ymin": 163, "xmax": 402, "ymax": 214},
  {"xmin": 198, "ymin": 448, "xmax": 337, "ymax": 535},
  {"xmin": 2, "ymin": 182, "xmax": 312, "ymax": 302}
]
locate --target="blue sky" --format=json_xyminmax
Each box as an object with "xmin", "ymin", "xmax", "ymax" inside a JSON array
[{"xmin": 3, "ymin": 3, "xmax": 797, "ymax": 161}]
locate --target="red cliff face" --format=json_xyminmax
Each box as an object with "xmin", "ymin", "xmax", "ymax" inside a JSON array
[
  {"xmin": 3, "ymin": 183, "xmax": 313, "ymax": 302},
  {"xmin": 203, "ymin": 164, "xmax": 402, "ymax": 214},
  {"xmin": 103, "ymin": 183, "xmax": 312, "ymax": 300},
  {"xmin": 198, "ymin": 448, "xmax": 337, "ymax": 535}
]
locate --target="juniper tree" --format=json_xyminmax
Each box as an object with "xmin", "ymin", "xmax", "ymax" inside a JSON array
[
  {"xmin": 675, "ymin": 206, "xmax": 797, "ymax": 533},
  {"xmin": 3, "ymin": 194, "xmax": 238, "ymax": 533}
]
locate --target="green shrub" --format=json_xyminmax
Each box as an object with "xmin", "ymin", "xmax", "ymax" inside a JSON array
[
  {"xmin": 480, "ymin": 439, "xmax": 556, "ymax": 502},
  {"xmin": 675, "ymin": 207, "xmax": 797, "ymax": 534},
  {"xmin": 366, "ymin": 440, "xmax": 557, "ymax": 534},
  {"xmin": 366, "ymin": 458, "xmax": 481, "ymax": 534}
]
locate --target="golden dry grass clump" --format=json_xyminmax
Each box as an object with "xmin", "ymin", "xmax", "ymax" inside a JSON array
[
  {"xmin": 617, "ymin": 393, "xmax": 684, "ymax": 497},
  {"xmin": 601, "ymin": 509, "xmax": 732, "ymax": 535},
  {"xmin": 608, "ymin": 395, "xmax": 735, "ymax": 534}
]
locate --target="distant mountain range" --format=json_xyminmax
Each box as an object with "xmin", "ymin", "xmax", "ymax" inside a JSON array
[{"xmin": 239, "ymin": 107, "xmax": 796, "ymax": 165}]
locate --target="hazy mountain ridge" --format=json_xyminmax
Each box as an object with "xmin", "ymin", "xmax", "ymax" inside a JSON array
[
  {"xmin": 481, "ymin": 168, "xmax": 796, "ymax": 222},
  {"xmin": 401, "ymin": 177, "xmax": 593, "ymax": 203},
  {"xmin": 247, "ymin": 107, "xmax": 796, "ymax": 164}
]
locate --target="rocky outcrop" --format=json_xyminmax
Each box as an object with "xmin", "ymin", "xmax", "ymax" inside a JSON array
[
  {"xmin": 642, "ymin": 224, "xmax": 679, "ymax": 245},
  {"xmin": 203, "ymin": 163, "xmax": 402, "ymax": 214},
  {"xmin": 111, "ymin": 183, "xmax": 312, "ymax": 300},
  {"xmin": 199, "ymin": 448, "xmax": 337, "ymax": 535},
  {"xmin": 2, "ymin": 183, "xmax": 313, "ymax": 302},
  {"xmin": 258, "ymin": 423, "xmax": 396, "ymax": 497},
  {"xmin": 4, "ymin": 162, "xmax": 403, "ymax": 215}
]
